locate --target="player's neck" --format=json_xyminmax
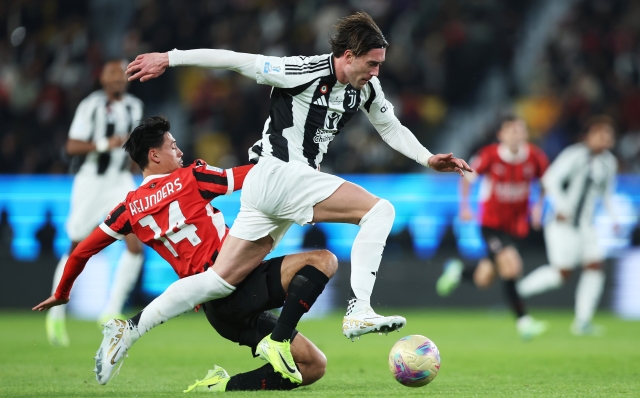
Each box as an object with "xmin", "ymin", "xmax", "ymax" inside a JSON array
[
  {"xmin": 106, "ymin": 91, "xmax": 123, "ymax": 103},
  {"xmin": 142, "ymin": 166, "xmax": 170, "ymax": 180},
  {"xmin": 333, "ymin": 56, "xmax": 349, "ymax": 84}
]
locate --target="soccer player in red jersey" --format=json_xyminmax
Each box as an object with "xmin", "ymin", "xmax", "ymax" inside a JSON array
[
  {"xmin": 33, "ymin": 116, "xmax": 335, "ymax": 388},
  {"xmin": 436, "ymin": 116, "xmax": 550, "ymax": 339}
]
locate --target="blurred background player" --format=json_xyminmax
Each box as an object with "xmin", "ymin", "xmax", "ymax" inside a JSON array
[
  {"xmin": 46, "ymin": 59, "xmax": 144, "ymax": 346},
  {"xmin": 518, "ymin": 116, "xmax": 618, "ymax": 336},
  {"xmin": 436, "ymin": 115, "xmax": 549, "ymax": 339}
]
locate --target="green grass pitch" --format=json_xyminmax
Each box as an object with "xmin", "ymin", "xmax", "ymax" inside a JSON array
[{"xmin": 1, "ymin": 309, "xmax": 639, "ymax": 397}]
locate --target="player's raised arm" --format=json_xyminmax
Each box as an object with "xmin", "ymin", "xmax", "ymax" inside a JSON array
[
  {"xmin": 126, "ymin": 49, "xmax": 258, "ymax": 82},
  {"xmin": 32, "ymin": 227, "xmax": 117, "ymax": 311},
  {"xmin": 192, "ymin": 160, "xmax": 254, "ymax": 199},
  {"xmin": 361, "ymin": 77, "xmax": 472, "ymax": 176}
]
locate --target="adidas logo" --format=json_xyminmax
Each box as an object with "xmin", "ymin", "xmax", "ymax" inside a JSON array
[{"xmin": 313, "ymin": 96, "xmax": 328, "ymax": 107}]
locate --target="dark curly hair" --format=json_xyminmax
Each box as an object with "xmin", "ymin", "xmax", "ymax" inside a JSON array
[
  {"xmin": 329, "ymin": 11, "xmax": 388, "ymax": 58},
  {"xmin": 123, "ymin": 115, "xmax": 170, "ymax": 170}
]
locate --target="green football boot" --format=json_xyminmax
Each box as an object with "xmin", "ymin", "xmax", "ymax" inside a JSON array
[{"xmin": 183, "ymin": 366, "xmax": 230, "ymax": 393}]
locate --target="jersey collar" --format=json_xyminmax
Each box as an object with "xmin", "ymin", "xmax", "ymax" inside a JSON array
[
  {"xmin": 497, "ymin": 143, "xmax": 529, "ymax": 164},
  {"xmin": 140, "ymin": 174, "xmax": 169, "ymax": 186}
]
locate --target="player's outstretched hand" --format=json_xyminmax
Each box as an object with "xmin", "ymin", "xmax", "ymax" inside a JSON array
[
  {"xmin": 32, "ymin": 295, "xmax": 69, "ymax": 311},
  {"xmin": 428, "ymin": 153, "xmax": 473, "ymax": 176},
  {"xmin": 126, "ymin": 52, "xmax": 169, "ymax": 82}
]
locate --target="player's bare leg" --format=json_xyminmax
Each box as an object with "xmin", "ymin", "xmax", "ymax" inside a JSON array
[
  {"xmin": 46, "ymin": 241, "xmax": 79, "ymax": 347},
  {"xmin": 312, "ymin": 182, "xmax": 406, "ymax": 340}
]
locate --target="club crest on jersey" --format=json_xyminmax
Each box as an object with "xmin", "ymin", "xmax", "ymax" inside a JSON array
[{"xmin": 345, "ymin": 89, "xmax": 357, "ymax": 108}]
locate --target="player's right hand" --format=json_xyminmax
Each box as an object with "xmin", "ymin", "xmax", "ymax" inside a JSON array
[
  {"xmin": 32, "ymin": 295, "xmax": 69, "ymax": 311},
  {"xmin": 108, "ymin": 135, "xmax": 126, "ymax": 149},
  {"xmin": 127, "ymin": 52, "xmax": 169, "ymax": 82}
]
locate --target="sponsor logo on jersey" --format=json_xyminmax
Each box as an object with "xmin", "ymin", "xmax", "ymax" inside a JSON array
[
  {"xmin": 263, "ymin": 62, "xmax": 281, "ymax": 74},
  {"xmin": 205, "ymin": 165, "xmax": 223, "ymax": 173},
  {"xmin": 313, "ymin": 96, "xmax": 328, "ymax": 107},
  {"xmin": 493, "ymin": 182, "xmax": 529, "ymax": 203},
  {"xmin": 313, "ymin": 112, "xmax": 342, "ymax": 143},
  {"xmin": 330, "ymin": 95, "xmax": 344, "ymax": 105}
]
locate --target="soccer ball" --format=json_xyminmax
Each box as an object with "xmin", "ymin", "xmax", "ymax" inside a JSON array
[{"xmin": 388, "ymin": 335, "xmax": 440, "ymax": 387}]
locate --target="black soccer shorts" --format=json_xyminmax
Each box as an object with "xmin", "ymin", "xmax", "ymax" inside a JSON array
[
  {"xmin": 201, "ymin": 256, "xmax": 298, "ymax": 356},
  {"xmin": 480, "ymin": 226, "xmax": 520, "ymax": 264}
]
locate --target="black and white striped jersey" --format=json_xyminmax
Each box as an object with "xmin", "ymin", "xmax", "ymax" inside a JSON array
[
  {"xmin": 251, "ymin": 54, "xmax": 396, "ymax": 169},
  {"xmin": 68, "ymin": 90, "xmax": 143, "ymax": 176},
  {"xmin": 543, "ymin": 143, "xmax": 617, "ymax": 226}
]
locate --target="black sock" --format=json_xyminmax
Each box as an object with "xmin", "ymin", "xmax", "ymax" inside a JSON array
[
  {"xmin": 461, "ymin": 263, "xmax": 477, "ymax": 283},
  {"xmin": 129, "ymin": 311, "xmax": 143, "ymax": 327},
  {"xmin": 271, "ymin": 265, "xmax": 329, "ymax": 342},
  {"xmin": 503, "ymin": 279, "xmax": 526, "ymax": 318},
  {"xmin": 226, "ymin": 364, "xmax": 299, "ymax": 391}
]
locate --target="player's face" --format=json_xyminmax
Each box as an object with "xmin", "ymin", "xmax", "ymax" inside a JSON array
[
  {"xmin": 585, "ymin": 124, "xmax": 615, "ymax": 153},
  {"xmin": 345, "ymin": 48, "xmax": 386, "ymax": 90},
  {"xmin": 497, "ymin": 120, "xmax": 528, "ymax": 151},
  {"xmin": 100, "ymin": 61, "xmax": 128, "ymax": 99},
  {"xmin": 156, "ymin": 132, "xmax": 184, "ymax": 172}
]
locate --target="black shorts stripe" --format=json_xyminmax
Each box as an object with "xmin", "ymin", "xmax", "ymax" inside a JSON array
[{"xmin": 104, "ymin": 204, "xmax": 127, "ymax": 227}]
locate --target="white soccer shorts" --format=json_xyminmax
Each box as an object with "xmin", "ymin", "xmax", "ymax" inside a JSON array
[
  {"xmin": 66, "ymin": 172, "xmax": 136, "ymax": 242},
  {"xmin": 544, "ymin": 219, "xmax": 604, "ymax": 269},
  {"xmin": 230, "ymin": 156, "xmax": 345, "ymax": 250}
]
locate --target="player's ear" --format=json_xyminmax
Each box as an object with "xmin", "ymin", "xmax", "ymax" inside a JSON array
[{"xmin": 149, "ymin": 148, "xmax": 160, "ymax": 164}]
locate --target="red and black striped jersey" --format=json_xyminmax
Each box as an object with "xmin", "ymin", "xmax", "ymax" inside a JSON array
[{"xmin": 99, "ymin": 160, "xmax": 253, "ymax": 278}]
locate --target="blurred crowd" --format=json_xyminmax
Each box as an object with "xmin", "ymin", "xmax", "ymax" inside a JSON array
[
  {"xmin": 519, "ymin": 0, "xmax": 640, "ymax": 172},
  {"xmin": 2, "ymin": 0, "xmax": 639, "ymax": 174},
  {"xmin": 0, "ymin": 0, "xmax": 530, "ymax": 174}
]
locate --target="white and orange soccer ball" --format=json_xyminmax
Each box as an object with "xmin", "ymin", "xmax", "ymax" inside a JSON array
[{"xmin": 388, "ymin": 335, "xmax": 441, "ymax": 387}]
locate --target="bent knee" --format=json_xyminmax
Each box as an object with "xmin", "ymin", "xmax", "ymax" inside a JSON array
[
  {"xmin": 301, "ymin": 351, "xmax": 327, "ymax": 385},
  {"xmin": 306, "ymin": 249, "xmax": 338, "ymax": 279}
]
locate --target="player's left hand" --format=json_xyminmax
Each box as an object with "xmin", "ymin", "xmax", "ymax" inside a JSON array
[
  {"xmin": 428, "ymin": 153, "xmax": 473, "ymax": 176},
  {"xmin": 32, "ymin": 295, "xmax": 69, "ymax": 311},
  {"xmin": 126, "ymin": 52, "xmax": 170, "ymax": 82}
]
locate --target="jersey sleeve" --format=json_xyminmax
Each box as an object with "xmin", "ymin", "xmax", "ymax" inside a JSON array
[
  {"xmin": 471, "ymin": 146, "xmax": 494, "ymax": 175},
  {"xmin": 531, "ymin": 145, "xmax": 549, "ymax": 178},
  {"xmin": 99, "ymin": 202, "xmax": 133, "ymax": 240},
  {"xmin": 192, "ymin": 160, "xmax": 254, "ymax": 200},
  {"xmin": 68, "ymin": 96, "xmax": 95, "ymax": 141},
  {"xmin": 254, "ymin": 54, "xmax": 332, "ymax": 88},
  {"xmin": 542, "ymin": 146, "xmax": 581, "ymax": 216},
  {"xmin": 54, "ymin": 227, "xmax": 117, "ymax": 300}
]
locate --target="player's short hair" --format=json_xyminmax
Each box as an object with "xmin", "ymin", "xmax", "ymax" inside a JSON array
[
  {"xmin": 495, "ymin": 114, "xmax": 521, "ymax": 133},
  {"xmin": 584, "ymin": 115, "xmax": 615, "ymax": 135},
  {"xmin": 124, "ymin": 115, "xmax": 170, "ymax": 170},
  {"xmin": 329, "ymin": 11, "xmax": 389, "ymax": 58}
]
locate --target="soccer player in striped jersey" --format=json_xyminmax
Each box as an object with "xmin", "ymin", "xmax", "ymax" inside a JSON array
[
  {"xmin": 436, "ymin": 116, "xmax": 549, "ymax": 339},
  {"xmin": 518, "ymin": 116, "xmax": 618, "ymax": 336},
  {"xmin": 34, "ymin": 116, "xmax": 335, "ymax": 387},
  {"xmin": 125, "ymin": 12, "xmax": 473, "ymax": 371},
  {"xmin": 46, "ymin": 59, "xmax": 145, "ymax": 347}
]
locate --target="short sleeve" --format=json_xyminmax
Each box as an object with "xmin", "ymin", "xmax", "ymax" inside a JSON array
[
  {"xmin": 360, "ymin": 77, "xmax": 397, "ymax": 127},
  {"xmin": 531, "ymin": 145, "xmax": 549, "ymax": 178},
  {"xmin": 99, "ymin": 202, "xmax": 132, "ymax": 240},
  {"xmin": 472, "ymin": 147, "xmax": 494, "ymax": 175},
  {"xmin": 255, "ymin": 54, "xmax": 332, "ymax": 88},
  {"xmin": 191, "ymin": 160, "xmax": 253, "ymax": 200},
  {"xmin": 68, "ymin": 97, "xmax": 96, "ymax": 141}
]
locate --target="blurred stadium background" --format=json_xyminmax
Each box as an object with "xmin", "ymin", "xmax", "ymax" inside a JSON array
[{"xmin": 1, "ymin": 0, "xmax": 640, "ymax": 321}]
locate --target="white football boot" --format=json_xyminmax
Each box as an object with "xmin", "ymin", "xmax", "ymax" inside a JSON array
[
  {"xmin": 94, "ymin": 319, "xmax": 137, "ymax": 384},
  {"xmin": 342, "ymin": 298, "xmax": 406, "ymax": 341}
]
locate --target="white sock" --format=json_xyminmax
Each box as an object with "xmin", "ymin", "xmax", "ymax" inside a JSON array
[
  {"xmin": 101, "ymin": 251, "xmax": 144, "ymax": 317},
  {"xmin": 48, "ymin": 254, "xmax": 69, "ymax": 320},
  {"xmin": 350, "ymin": 199, "xmax": 395, "ymax": 304},
  {"xmin": 575, "ymin": 269, "xmax": 605, "ymax": 325},
  {"xmin": 517, "ymin": 265, "xmax": 564, "ymax": 298},
  {"xmin": 128, "ymin": 269, "xmax": 235, "ymax": 346}
]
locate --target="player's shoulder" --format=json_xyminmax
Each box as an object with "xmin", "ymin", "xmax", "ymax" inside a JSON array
[
  {"xmin": 78, "ymin": 90, "xmax": 105, "ymax": 107},
  {"xmin": 527, "ymin": 143, "xmax": 548, "ymax": 159},
  {"xmin": 599, "ymin": 149, "xmax": 617, "ymax": 167},
  {"xmin": 479, "ymin": 143, "xmax": 500, "ymax": 157},
  {"xmin": 362, "ymin": 76, "xmax": 383, "ymax": 95}
]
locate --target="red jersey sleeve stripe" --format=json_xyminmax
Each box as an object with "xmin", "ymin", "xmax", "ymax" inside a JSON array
[{"xmin": 99, "ymin": 222, "xmax": 125, "ymax": 240}]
